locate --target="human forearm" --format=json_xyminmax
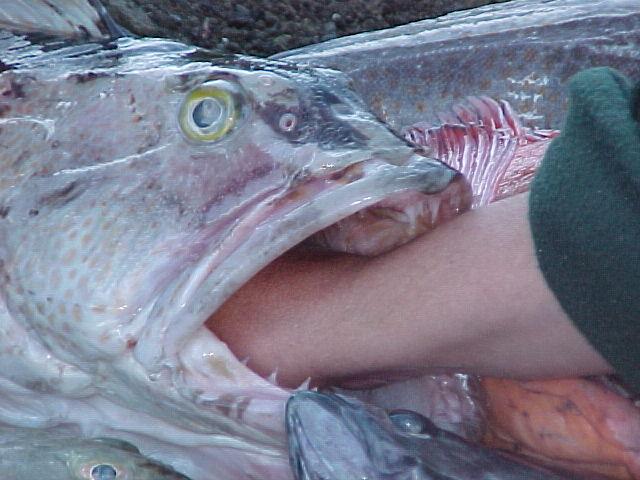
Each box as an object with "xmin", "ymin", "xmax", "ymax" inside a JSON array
[{"xmin": 210, "ymin": 193, "xmax": 612, "ymax": 388}]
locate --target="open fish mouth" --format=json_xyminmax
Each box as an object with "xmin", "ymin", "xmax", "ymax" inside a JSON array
[
  {"xmin": 134, "ymin": 148, "xmax": 470, "ymax": 413},
  {"xmin": 0, "ymin": 27, "xmax": 472, "ymax": 465},
  {"xmin": 96, "ymin": 59, "xmax": 473, "ymax": 438}
]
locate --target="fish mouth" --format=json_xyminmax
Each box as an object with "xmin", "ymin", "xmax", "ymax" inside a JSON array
[{"xmin": 132, "ymin": 151, "xmax": 469, "ymax": 437}]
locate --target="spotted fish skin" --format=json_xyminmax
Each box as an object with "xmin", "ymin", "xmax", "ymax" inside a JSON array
[
  {"xmin": 0, "ymin": 5, "xmax": 467, "ymax": 477},
  {"xmin": 275, "ymin": 0, "xmax": 640, "ymax": 133}
]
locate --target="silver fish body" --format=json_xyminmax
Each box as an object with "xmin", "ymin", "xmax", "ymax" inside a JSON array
[
  {"xmin": 286, "ymin": 391, "xmax": 575, "ymax": 480},
  {"xmin": 0, "ymin": 425, "xmax": 191, "ymax": 480},
  {"xmin": 274, "ymin": 0, "xmax": 640, "ymax": 133}
]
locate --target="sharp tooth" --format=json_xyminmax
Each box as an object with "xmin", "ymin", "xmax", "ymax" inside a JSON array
[
  {"xmin": 295, "ymin": 377, "xmax": 311, "ymax": 391},
  {"xmin": 267, "ymin": 369, "xmax": 278, "ymax": 385}
]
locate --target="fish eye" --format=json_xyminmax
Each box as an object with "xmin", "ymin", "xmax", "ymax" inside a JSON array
[
  {"xmin": 179, "ymin": 80, "xmax": 241, "ymax": 142},
  {"xmin": 90, "ymin": 464, "xmax": 118, "ymax": 480},
  {"xmin": 388, "ymin": 409, "xmax": 437, "ymax": 437},
  {"xmin": 278, "ymin": 112, "xmax": 297, "ymax": 132}
]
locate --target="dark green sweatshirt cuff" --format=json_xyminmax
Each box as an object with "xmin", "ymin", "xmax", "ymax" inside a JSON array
[{"xmin": 529, "ymin": 67, "xmax": 640, "ymax": 391}]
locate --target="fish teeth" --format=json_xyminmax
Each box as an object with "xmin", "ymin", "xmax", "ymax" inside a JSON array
[
  {"xmin": 295, "ymin": 377, "xmax": 311, "ymax": 391},
  {"xmin": 266, "ymin": 369, "xmax": 278, "ymax": 386}
]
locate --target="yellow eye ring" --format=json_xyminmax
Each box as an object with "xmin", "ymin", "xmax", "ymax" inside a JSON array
[{"xmin": 178, "ymin": 81, "xmax": 239, "ymax": 142}]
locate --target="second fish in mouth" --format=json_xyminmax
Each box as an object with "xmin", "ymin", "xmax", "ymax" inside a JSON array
[{"xmin": 286, "ymin": 390, "xmax": 578, "ymax": 480}]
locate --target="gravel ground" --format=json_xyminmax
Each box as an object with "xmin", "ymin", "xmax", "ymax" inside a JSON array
[{"xmin": 103, "ymin": 0, "xmax": 509, "ymax": 56}]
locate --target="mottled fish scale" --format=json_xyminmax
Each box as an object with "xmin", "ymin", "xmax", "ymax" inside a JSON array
[
  {"xmin": 275, "ymin": 0, "xmax": 640, "ymax": 133},
  {"xmin": 0, "ymin": 11, "xmax": 465, "ymax": 477}
]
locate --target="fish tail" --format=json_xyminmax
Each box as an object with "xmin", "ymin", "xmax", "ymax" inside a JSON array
[{"xmin": 0, "ymin": 0, "xmax": 125, "ymax": 40}]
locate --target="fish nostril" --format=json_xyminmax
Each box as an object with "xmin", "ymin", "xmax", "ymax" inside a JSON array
[{"xmin": 279, "ymin": 112, "xmax": 297, "ymax": 132}]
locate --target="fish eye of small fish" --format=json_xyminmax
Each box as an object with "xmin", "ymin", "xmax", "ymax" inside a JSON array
[
  {"xmin": 87, "ymin": 463, "xmax": 118, "ymax": 480},
  {"xmin": 73, "ymin": 460, "xmax": 125, "ymax": 480},
  {"xmin": 388, "ymin": 409, "xmax": 436, "ymax": 436},
  {"xmin": 179, "ymin": 78, "xmax": 298, "ymax": 142}
]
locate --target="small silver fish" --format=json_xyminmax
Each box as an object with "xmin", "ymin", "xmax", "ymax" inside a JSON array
[
  {"xmin": 286, "ymin": 391, "xmax": 575, "ymax": 480},
  {"xmin": 0, "ymin": 425, "xmax": 190, "ymax": 480}
]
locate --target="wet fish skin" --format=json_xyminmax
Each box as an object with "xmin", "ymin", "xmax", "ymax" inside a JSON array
[
  {"xmin": 274, "ymin": 0, "xmax": 640, "ymax": 133},
  {"xmin": 0, "ymin": 3, "xmax": 467, "ymax": 477},
  {"xmin": 286, "ymin": 391, "xmax": 575, "ymax": 480},
  {"xmin": 0, "ymin": 425, "xmax": 191, "ymax": 480}
]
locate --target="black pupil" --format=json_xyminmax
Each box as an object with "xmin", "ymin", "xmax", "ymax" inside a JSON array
[
  {"xmin": 192, "ymin": 98, "xmax": 222, "ymax": 129},
  {"xmin": 91, "ymin": 464, "xmax": 117, "ymax": 480}
]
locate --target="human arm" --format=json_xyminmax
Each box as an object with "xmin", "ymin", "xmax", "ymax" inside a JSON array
[{"xmin": 210, "ymin": 192, "xmax": 613, "ymax": 388}]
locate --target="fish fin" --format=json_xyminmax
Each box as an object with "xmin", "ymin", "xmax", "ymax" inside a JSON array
[
  {"xmin": 405, "ymin": 96, "xmax": 559, "ymax": 207},
  {"xmin": 0, "ymin": 0, "xmax": 125, "ymax": 41}
]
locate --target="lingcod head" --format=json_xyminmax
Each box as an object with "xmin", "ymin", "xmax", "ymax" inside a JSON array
[{"xmin": 0, "ymin": 29, "xmax": 467, "ymax": 480}]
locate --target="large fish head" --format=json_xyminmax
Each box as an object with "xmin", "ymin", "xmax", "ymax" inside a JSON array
[
  {"xmin": 286, "ymin": 391, "xmax": 423, "ymax": 480},
  {"xmin": 0, "ymin": 38, "xmax": 462, "ymax": 454}
]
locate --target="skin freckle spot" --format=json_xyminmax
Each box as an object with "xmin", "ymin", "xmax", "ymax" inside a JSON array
[
  {"xmin": 68, "ymin": 229, "xmax": 77, "ymax": 240},
  {"xmin": 524, "ymin": 48, "xmax": 537, "ymax": 63},
  {"xmin": 35, "ymin": 302, "xmax": 45, "ymax": 315},
  {"xmin": 81, "ymin": 233, "xmax": 92, "ymax": 246},
  {"xmin": 58, "ymin": 303, "xmax": 66, "ymax": 315},
  {"xmin": 63, "ymin": 289, "xmax": 73, "ymax": 301},
  {"xmin": 62, "ymin": 322, "xmax": 71, "ymax": 333},
  {"xmin": 46, "ymin": 313, "xmax": 55, "ymax": 325},
  {"xmin": 72, "ymin": 304, "xmax": 82, "ymax": 322},
  {"xmin": 77, "ymin": 275, "xmax": 88, "ymax": 291},
  {"xmin": 62, "ymin": 248, "xmax": 77, "ymax": 264},
  {"xmin": 50, "ymin": 269, "xmax": 61, "ymax": 288},
  {"xmin": 82, "ymin": 217, "xmax": 93, "ymax": 228},
  {"xmin": 67, "ymin": 268, "xmax": 77, "ymax": 280}
]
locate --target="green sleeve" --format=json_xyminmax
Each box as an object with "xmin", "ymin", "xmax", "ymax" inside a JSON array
[{"xmin": 529, "ymin": 67, "xmax": 640, "ymax": 392}]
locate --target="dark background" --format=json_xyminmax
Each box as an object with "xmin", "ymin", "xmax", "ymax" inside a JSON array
[{"xmin": 102, "ymin": 0, "xmax": 509, "ymax": 56}]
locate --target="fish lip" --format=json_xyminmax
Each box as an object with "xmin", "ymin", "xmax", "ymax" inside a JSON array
[{"xmin": 134, "ymin": 151, "xmax": 457, "ymax": 378}]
